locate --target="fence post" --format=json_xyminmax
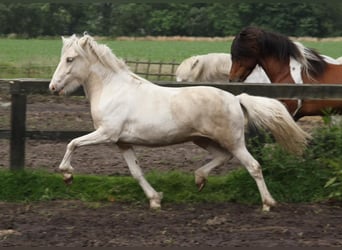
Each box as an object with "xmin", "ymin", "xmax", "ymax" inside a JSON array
[
  {"xmin": 157, "ymin": 61, "xmax": 162, "ymax": 81},
  {"xmin": 10, "ymin": 81, "xmax": 27, "ymax": 170},
  {"xmin": 146, "ymin": 59, "xmax": 151, "ymax": 79},
  {"xmin": 171, "ymin": 60, "xmax": 177, "ymax": 81}
]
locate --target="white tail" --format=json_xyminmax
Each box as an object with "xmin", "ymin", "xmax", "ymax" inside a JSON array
[{"xmin": 237, "ymin": 93, "xmax": 311, "ymax": 155}]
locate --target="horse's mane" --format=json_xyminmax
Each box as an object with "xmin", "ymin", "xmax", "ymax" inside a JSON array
[
  {"xmin": 64, "ymin": 34, "xmax": 129, "ymax": 73},
  {"xmin": 176, "ymin": 53, "xmax": 231, "ymax": 82},
  {"xmin": 233, "ymin": 27, "xmax": 327, "ymax": 79},
  {"xmin": 175, "ymin": 55, "xmax": 202, "ymax": 80}
]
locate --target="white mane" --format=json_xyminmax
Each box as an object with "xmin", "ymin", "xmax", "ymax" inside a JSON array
[
  {"xmin": 63, "ymin": 34, "xmax": 129, "ymax": 73},
  {"xmin": 175, "ymin": 53, "xmax": 231, "ymax": 82},
  {"xmin": 292, "ymin": 41, "xmax": 328, "ymax": 80}
]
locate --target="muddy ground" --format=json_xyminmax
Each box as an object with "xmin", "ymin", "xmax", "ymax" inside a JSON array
[{"xmin": 1, "ymin": 94, "xmax": 342, "ymax": 247}]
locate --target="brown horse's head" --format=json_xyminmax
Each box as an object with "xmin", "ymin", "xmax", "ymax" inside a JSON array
[
  {"xmin": 229, "ymin": 27, "xmax": 262, "ymax": 82},
  {"xmin": 229, "ymin": 26, "xmax": 327, "ymax": 83}
]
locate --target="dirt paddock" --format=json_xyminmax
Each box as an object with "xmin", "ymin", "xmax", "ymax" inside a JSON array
[
  {"xmin": 1, "ymin": 200, "xmax": 342, "ymax": 247},
  {"xmin": 1, "ymin": 95, "xmax": 341, "ymax": 247}
]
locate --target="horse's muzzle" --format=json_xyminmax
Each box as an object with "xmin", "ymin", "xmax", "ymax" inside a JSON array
[
  {"xmin": 49, "ymin": 82, "xmax": 57, "ymax": 92},
  {"xmin": 228, "ymin": 77, "xmax": 243, "ymax": 83},
  {"xmin": 49, "ymin": 82, "xmax": 63, "ymax": 95}
]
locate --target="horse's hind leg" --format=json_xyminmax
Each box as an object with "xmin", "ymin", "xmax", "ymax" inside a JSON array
[
  {"xmin": 231, "ymin": 145, "xmax": 276, "ymax": 211},
  {"xmin": 193, "ymin": 138, "xmax": 232, "ymax": 191},
  {"xmin": 118, "ymin": 144, "xmax": 163, "ymax": 209}
]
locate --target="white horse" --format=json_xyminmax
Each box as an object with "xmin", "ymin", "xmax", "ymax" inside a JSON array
[
  {"xmin": 50, "ymin": 34, "xmax": 310, "ymax": 211},
  {"xmin": 175, "ymin": 53, "xmax": 270, "ymax": 83}
]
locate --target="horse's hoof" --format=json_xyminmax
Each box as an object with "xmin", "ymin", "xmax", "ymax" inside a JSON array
[
  {"xmin": 150, "ymin": 200, "xmax": 161, "ymax": 209},
  {"xmin": 150, "ymin": 192, "xmax": 163, "ymax": 209},
  {"xmin": 195, "ymin": 173, "xmax": 207, "ymax": 192},
  {"xmin": 197, "ymin": 180, "xmax": 207, "ymax": 192},
  {"xmin": 195, "ymin": 177, "xmax": 207, "ymax": 192},
  {"xmin": 63, "ymin": 173, "xmax": 74, "ymax": 185},
  {"xmin": 262, "ymin": 204, "xmax": 271, "ymax": 212},
  {"xmin": 262, "ymin": 199, "xmax": 277, "ymax": 212}
]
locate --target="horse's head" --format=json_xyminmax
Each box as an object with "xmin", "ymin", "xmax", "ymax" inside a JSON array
[
  {"xmin": 229, "ymin": 27, "xmax": 262, "ymax": 82},
  {"xmin": 50, "ymin": 34, "xmax": 95, "ymax": 95},
  {"xmin": 50, "ymin": 34, "xmax": 128, "ymax": 95}
]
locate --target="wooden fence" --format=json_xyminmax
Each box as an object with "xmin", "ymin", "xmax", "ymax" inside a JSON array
[
  {"xmin": 125, "ymin": 59, "xmax": 179, "ymax": 81},
  {"xmin": 0, "ymin": 59, "xmax": 180, "ymax": 80},
  {"xmin": 0, "ymin": 78, "xmax": 342, "ymax": 170}
]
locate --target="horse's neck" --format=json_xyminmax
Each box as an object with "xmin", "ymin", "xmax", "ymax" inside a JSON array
[
  {"xmin": 83, "ymin": 65, "xmax": 148, "ymax": 105},
  {"xmin": 82, "ymin": 63, "xmax": 133, "ymax": 112},
  {"xmin": 259, "ymin": 57, "xmax": 294, "ymax": 83},
  {"xmin": 83, "ymin": 65, "xmax": 107, "ymax": 103}
]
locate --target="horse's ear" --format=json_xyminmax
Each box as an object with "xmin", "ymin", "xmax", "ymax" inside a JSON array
[
  {"xmin": 62, "ymin": 34, "xmax": 77, "ymax": 44},
  {"xmin": 78, "ymin": 36, "xmax": 89, "ymax": 48},
  {"xmin": 191, "ymin": 58, "xmax": 199, "ymax": 70}
]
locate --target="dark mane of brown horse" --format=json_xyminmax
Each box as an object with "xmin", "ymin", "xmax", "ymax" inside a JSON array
[{"xmin": 231, "ymin": 26, "xmax": 327, "ymax": 79}]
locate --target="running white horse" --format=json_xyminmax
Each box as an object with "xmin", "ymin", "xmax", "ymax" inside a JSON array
[
  {"xmin": 50, "ymin": 34, "xmax": 310, "ymax": 211},
  {"xmin": 175, "ymin": 53, "xmax": 270, "ymax": 83}
]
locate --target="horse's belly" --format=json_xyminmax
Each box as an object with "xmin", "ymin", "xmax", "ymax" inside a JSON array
[{"xmin": 117, "ymin": 123, "xmax": 194, "ymax": 147}]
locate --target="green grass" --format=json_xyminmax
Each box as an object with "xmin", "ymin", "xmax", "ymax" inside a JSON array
[
  {"xmin": 0, "ymin": 39, "xmax": 61, "ymax": 66},
  {"xmin": 1, "ymin": 38, "xmax": 342, "ymax": 67},
  {"xmin": 0, "ymin": 165, "xmax": 331, "ymax": 205},
  {"xmin": 0, "ymin": 159, "xmax": 333, "ymax": 206},
  {"xmin": 1, "ymin": 38, "xmax": 342, "ymax": 78},
  {"xmin": 0, "ymin": 38, "xmax": 230, "ymax": 67},
  {"xmin": 0, "ymin": 38, "xmax": 231, "ymax": 78},
  {"xmin": 304, "ymin": 41, "xmax": 342, "ymax": 58}
]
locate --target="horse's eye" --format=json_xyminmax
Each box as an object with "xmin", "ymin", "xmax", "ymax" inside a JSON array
[{"xmin": 66, "ymin": 57, "xmax": 74, "ymax": 63}]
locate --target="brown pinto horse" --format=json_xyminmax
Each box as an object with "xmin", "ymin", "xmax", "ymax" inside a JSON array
[{"xmin": 229, "ymin": 26, "xmax": 342, "ymax": 120}]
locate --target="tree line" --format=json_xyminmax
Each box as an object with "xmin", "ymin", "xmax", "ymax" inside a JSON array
[{"xmin": 1, "ymin": 3, "xmax": 342, "ymax": 38}]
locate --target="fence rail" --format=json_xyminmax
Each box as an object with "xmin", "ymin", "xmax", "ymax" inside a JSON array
[
  {"xmin": 1, "ymin": 78, "xmax": 342, "ymax": 170},
  {"xmin": 0, "ymin": 59, "xmax": 180, "ymax": 80},
  {"xmin": 125, "ymin": 59, "xmax": 179, "ymax": 81}
]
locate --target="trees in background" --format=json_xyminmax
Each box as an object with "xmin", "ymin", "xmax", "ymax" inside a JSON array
[{"xmin": 0, "ymin": 3, "xmax": 341, "ymax": 38}]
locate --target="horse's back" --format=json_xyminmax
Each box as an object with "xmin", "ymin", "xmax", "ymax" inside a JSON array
[
  {"xmin": 169, "ymin": 86, "xmax": 245, "ymax": 145},
  {"xmin": 304, "ymin": 63, "xmax": 342, "ymax": 83},
  {"xmin": 171, "ymin": 86, "xmax": 243, "ymax": 127}
]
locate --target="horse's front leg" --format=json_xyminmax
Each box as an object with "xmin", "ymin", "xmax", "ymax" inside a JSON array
[
  {"xmin": 59, "ymin": 129, "xmax": 110, "ymax": 184},
  {"xmin": 118, "ymin": 144, "xmax": 163, "ymax": 209}
]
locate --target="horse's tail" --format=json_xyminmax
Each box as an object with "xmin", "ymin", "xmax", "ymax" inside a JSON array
[{"xmin": 237, "ymin": 93, "xmax": 311, "ymax": 155}]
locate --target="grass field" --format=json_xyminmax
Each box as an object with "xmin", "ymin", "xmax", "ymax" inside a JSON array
[
  {"xmin": 1, "ymin": 38, "xmax": 342, "ymax": 78},
  {"xmin": 0, "ymin": 38, "xmax": 231, "ymax": 66},
  {"xmin": 0, "ymin": 38, "xmax": 230, "ymax": 78}
]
